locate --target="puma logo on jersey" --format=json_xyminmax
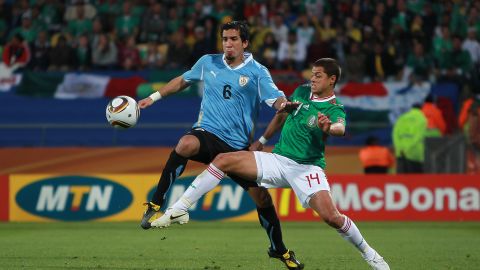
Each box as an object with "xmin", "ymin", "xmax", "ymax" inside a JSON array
[
  {"xmin": 210, "ymin": 71, "xmax": 217, "ymax": 77},
  {"xmin": 303, "ymin": 104, "xmax": 310, "ymax": 110}
]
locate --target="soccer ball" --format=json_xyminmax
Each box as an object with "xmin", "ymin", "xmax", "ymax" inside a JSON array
[{"xmin": 106, "ymin": 95, "xmax": 140, "ymax": 129}]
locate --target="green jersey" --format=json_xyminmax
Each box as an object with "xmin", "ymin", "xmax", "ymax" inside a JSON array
[{"xmin": 272, "ymin": 85, "xmax": 346, "ymax": 169}]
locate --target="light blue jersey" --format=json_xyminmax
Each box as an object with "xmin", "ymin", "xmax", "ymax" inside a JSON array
[{"xmin": 183, "ymin": 53, "xmax": 284, "ymax": 149}]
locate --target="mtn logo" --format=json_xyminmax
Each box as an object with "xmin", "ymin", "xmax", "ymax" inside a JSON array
[{"xmin": 16, "ymin": 176, "xmax": 132, "ymax": 221}]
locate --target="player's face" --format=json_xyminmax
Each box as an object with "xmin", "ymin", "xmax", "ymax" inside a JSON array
[
  {"xmin": 222, "ymin": 29, "xmax": 248, "ymax": 62},
  {"xmin": 310, "ymin": 66, "xmax": 336, "ymax": 95}
]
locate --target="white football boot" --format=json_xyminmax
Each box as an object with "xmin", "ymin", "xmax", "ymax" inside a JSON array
[
  {"xmin": 151, "ymin": 207, "xmax": 189, "ymax": 228},
  {"xmin": 365, "ymin": 250, "xmax": 390, "ymax": 270}
]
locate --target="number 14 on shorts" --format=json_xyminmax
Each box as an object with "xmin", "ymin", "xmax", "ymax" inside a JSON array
[{"xmin": 306, "ymin": 173, "xmax": 320, "ymax": 188}]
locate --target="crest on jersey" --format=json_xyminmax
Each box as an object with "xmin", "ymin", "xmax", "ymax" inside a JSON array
[
  {"xmin": 239, "ymin": 76, "xmax": 249, "ymax": 87},
  {"xmin": 307, "ymin": 115, "xmax": 317, "ymax": 128}
]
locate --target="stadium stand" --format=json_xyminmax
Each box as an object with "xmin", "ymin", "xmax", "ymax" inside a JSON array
[{"xmin": 0, "ymin": 0, "xmax": 479, "ymax": 148}]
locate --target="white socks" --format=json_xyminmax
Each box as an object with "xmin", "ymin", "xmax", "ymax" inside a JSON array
[
  {"xmin": 337, "ymin": 216, "xmax": 376, "ymax": 260},
  {"xmin": 171, "ymin": 164, "xmax": 224, "ymax": 212}
]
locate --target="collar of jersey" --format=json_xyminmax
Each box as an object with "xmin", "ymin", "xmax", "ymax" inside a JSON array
[
  {"xmin": 222, "ymin": 52, "xmax": 253, "ymax": 70},
  {"xmin": 310, "ymin": 93, "xmax": 336, "ymax": 102}
]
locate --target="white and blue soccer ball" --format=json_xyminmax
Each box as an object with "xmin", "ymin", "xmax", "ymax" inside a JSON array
[{"xmin": 106, "ymin": 95, "xmax": 140, "ymax": 129}]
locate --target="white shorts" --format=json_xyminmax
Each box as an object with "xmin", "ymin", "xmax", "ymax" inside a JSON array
[{"xmin": 253, "ymin": 151, "xmax": 330, "ymax": 208}]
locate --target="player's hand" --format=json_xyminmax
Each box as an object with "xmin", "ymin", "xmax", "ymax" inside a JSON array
[
  {"xmin": 138, "ymin": 97, "xmax": 154, "ymax": 109},
  {"xmin": 317, "ymin": 112, "xmax": 332, "ymax": 133},
  {"xmin": 249, "ymin": 140, "xmax": 264, "ymax": 151},
  {"xmin": 276, "ymin": 101, "xmax": 301, "ymax": 114}
]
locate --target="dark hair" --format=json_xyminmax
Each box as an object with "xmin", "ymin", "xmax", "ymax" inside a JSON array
[
  {"xmin": 221, "ymin": 21, "xmax": 249, "ymax": 42},
  {"xmin": 313, "ymin": 58, "xmax": 341, "ymax": 87}
]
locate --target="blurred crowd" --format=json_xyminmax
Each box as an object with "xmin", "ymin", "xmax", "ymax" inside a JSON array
[{"xmin": 0, "ymin": 0, "xmax": 478, "ymax": 85}]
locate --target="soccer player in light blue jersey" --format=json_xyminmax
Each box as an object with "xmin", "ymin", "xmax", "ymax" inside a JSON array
[{"xmin": 138, "ymin": 21, "xmax": 303, "ymax": 270}]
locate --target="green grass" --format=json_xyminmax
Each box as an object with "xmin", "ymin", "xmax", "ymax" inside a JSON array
[{"xmin": 0, "ymin": 221, "xmax": 479, "ymax": 270}]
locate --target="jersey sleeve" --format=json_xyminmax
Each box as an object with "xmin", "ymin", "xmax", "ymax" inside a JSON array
[
  {"xmin": 328, "ymin": 104, "xmax": 347, "ymax": 127},
  {"xmin": 257, "ymin": 66, "xmax": 285, "ymax": 107},
  {"xmin": 182, "ymin": 55, "xmax": 208, "ymax": 82}
]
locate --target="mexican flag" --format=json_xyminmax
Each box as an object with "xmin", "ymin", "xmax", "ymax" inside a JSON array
[{"xmin": 16, "ymin": 71, "xmax": 146, "ymax": 99}]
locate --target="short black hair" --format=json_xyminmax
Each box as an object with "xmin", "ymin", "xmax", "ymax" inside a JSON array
[
  {"xmin": 221, "ymin": 20, "xmax": 249, "ymax": 42},
  {"xmin": 313, "ymin": 58, "xmax": 341, "ymax": 87}
]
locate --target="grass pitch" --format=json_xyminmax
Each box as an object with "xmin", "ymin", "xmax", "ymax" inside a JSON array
[{"xmin": 0, "ymin": 221, "xmax": 479, "ymax": 270}]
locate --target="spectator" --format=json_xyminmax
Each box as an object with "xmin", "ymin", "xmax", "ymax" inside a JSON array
[
  {"xmin": 306, "ymin": 31, "xmax": 333, "ymax": 68},
  {"xmin": 114, "ymin": 1, "xmax": 140, "ymax": 39},
  {"xmin": 345, "ymin": 42, "xmax": 366, "ymax": 82},
  {"xmin": 48, "ymin": 35, "xmax": 75, "ymax": 71},
  {"xmin": 29, "ymin": 30, "xmax": 50, "ymax": 71},
  {"xmin": 2, "ymin": 33, "xmax": 30, "ymax": 71},
  {"xmin": 118, "ymin": 35, "xmax": 141, "ymax": 71},
  {"xmin": 64, "ymin": 1, "xmax": 97, "ymax": 21},
  {"xmin": 67, "ymin": 4, "xmax": 93, "ymax": 37},
  {"xmin": 203, "ymin": 16, "xmax": 218, "ymax": 53},
  {"xmin": 91, "ymin": 33, "xmax": 117, "ymax": 70},
  {"xmin": 96, "ymin": 0, "xmax": 121, "ymax": 31},
  {"xmin": 277, "ymin": 29, "xmax": 307, "ymax": 71},
  {"xmin": 90, "ymin": 18, "xmax": 103, "ymax": 49},
  {"xmin": 9, "ymin": 12, "xmax": 38, "ymax": 43},
  {"xmin": 313, "ymin": 13, "xmax": 336, "ymax": 42},
  {"xmin": 211, "ymin": 0, "xmax": 233, "ymax": 23},
  {"xmin": 166, "ymin": 7, "xmax": 181, "ymax": 35},
  {"xmin": 39, "ymin": 0, "xmax": 62, "ymax": 32},
  {"xmin": 438, "ymin": 35, "xmax": 472, "ymax": 86},
  {"xmin": 392, "ymin": 104, "xmax": 427, "ymax": 173},
  {"xmin": 433, "ymin": 25, "xmax": 453, "ymax": 66},
  {"xmin": 73, "ymin": 34, "xmax": 91, "ymax": 71},
  {"xmin": 295, "ymin": 14, "xmax": 314, "ymax": 47},
  {"xmin": 462, "ymin": 27, "xmax": 480, "ymax": 68},
  {"xmin": 421, "ymin": 2, "xmax": 437, "ymax": 49},
  {"xmin": 142, "ymin": 42, "xmax": 167, "ymax": 69},
  {"xmin": 366, "ymin": 42, "xmax": 395, "ymax": 81},
  {"xmin": 404, "ymin": 42, "xmax": 434, "ymax": 81},
  {"xmin": 421, "ymin": 94, "xmax": 447, "ymax": 137},
  {"xmin": 190, "ymin": 26, "xmax": 215, "ymax": 65},
  {"xmin": 139, "ymin": 2, "xmax": 167, "ymax": 43},
  {"xmin": 270, "ymin": 13, "xmax": 288, "ymax": 43},
  {"xmin": 165, "ymin": 31, "xmax": 190, "ymax": 70},
  {"xmin": 257, "ymin": 31, "xmax": 278, "ymax": 69},
  {"xmin": 359, "ymin": 136, "xmax": 395, "ymax": 174},
  {"xmin": 345, "ymin": 17, "xmax": 362, "ymax": 43}
]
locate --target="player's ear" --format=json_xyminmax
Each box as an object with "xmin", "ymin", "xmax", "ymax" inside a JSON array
[
  {"xmin": 243, "ymin": 40, "xmax": 249, "ymax": 49},
  {"xmin": 329, "ymin": 75, "xmax": 336, "ymax": 86}
]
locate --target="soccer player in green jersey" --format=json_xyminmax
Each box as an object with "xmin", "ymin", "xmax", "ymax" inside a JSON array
[{"xmin": 152, "ymin": 58, "xmax": 390, "ymax": 270}]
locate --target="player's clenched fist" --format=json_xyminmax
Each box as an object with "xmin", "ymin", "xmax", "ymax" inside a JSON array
[{"xmin": 317, "ymin": 112, "xmax": 331, "ymax": 132}]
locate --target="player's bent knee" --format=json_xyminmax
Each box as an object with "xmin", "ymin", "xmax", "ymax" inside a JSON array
[
  {"xmin": 248, "ymin": 188, "xmax": 273, "ymax": 207},
  {"xmin": 176, "ymin": 136, "xmax": 200, "ymax": 156}
]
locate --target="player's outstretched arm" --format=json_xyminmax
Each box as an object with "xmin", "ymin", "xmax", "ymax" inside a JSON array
[{"xmin": 138, "ymin": 76, "xmax": 191, "ymax": 109}]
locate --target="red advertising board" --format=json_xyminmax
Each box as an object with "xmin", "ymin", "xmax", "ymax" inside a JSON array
[
  {"xmin": 0, "ymin": 175, "xmax": 8, "ymax": 221},
  {"xmin": 273, "ymin": 174, "xmax": 480, "ymax": 221}
]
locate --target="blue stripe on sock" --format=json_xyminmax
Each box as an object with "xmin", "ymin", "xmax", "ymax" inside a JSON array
[{"xmin": 259, "ymin": 215, "xmax": 275, "ymax": 250}]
